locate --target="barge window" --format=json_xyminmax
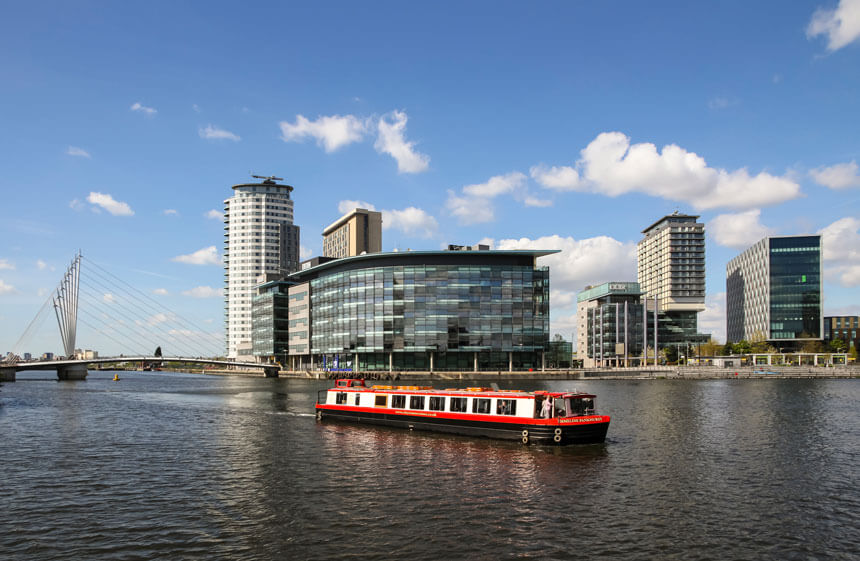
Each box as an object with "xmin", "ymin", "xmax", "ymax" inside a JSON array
[
  {"xmin": 429, "ymin": 396, "xmax": 445, "ymax": 411},
  {"xmin": 449, "ymin": 397, "xmax": 468, "ymax": 412},
  {"xmin": 392, "ymin": 395, "xmax": 406, "ymax": 409},
  {"xmin": 355, "ymin": 394, "xmax": 361, "ymax": 406},
  {"xmin": 496, "ymin": 399, "xmax": 517, "ymax": 416},
  {"xmin": 375, "ymin": 395, "xmax": 388, "ymax": 407},
  {"xmin": 472, "ymin": 398, "xmax": 491, "ymax": 414},
  {"xmin": 335, "ymin": 392, "xmax": 347, "ymax": 404},
  {"xmin": 410, "ymin": 396, "xmax": 426, "ymax": 409}
]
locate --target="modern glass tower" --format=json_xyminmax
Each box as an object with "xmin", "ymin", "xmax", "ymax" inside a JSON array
[
  {"xmin": 726, "ymin": 235, "xmax": 822, "ymax": 345},
  {"xmin": 224, "ymin": 176, "xmax": 299, "ymax": 358}
]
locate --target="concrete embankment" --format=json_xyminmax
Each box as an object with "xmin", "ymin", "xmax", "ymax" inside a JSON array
[{"xmin": 274, "ymin": 365, "xmax": 860, "ymax": 381}]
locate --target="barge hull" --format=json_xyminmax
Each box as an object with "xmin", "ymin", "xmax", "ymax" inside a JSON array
[{"xmin": 317, "ymin": 407, "xmax": 609, "ymax": 445}]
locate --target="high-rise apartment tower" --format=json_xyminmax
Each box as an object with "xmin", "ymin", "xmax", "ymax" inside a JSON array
[
  {"xmin": 637, "ymin": 212, "xmax": 707, "ymax": 348},
  {"xmin": 224, "ymin": 176, "xmax": 300, "ymax": 358}
]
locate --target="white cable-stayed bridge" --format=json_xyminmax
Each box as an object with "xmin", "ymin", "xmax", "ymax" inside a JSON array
[{"xmin": 1, "ymin": 253, "xmax": 277, "ymax": 381}]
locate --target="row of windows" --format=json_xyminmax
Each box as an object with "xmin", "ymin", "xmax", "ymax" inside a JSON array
[{"xmin": 335, "ymin": 392, "xmax": 519, "ymax": 415}]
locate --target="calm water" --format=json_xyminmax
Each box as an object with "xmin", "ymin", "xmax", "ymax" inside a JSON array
[{"xmin": 0, "ymin": 371, "xmax": 857, "ymax": 560}]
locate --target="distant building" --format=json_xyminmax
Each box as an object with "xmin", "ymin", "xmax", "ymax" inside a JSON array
[
  {"xmin": 322, "ymin": 208, "xmax": 382, "ymax": 259},
  {"xmin": 577, "ymin": 282, "xmax": 648, "ymax": 368},
  {"xmin": 638, "ymin": 212, "xmax": 707, "ymax": 348},
  {"xmin": 726, "ymin": 235, "xmax": 822, "ymax": 346},
  {"xmin": 23, "ymin": 352, "xmax": 32, "ymax": 361},
  {"xmin": 224, "ymin": 175, "xmax": 300, "ymax": 358},
  {"xmin": 41, "ymin": 352, "xmax": 54, "ymax": 361},
  {"xmin": 824, "ymin": 316, "xmax": 859, "ymax": 349}
]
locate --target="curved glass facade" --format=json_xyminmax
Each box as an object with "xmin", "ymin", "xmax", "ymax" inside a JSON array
[{"xmin": 304, "ymin": 261, "xmax": 550, "ymax": 371}]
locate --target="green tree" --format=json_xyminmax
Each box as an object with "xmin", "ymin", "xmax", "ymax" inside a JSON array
[
  {"xmin": 734, "ymin": 340, "xmax": 752, "ymax": 354},
  {"xmin": 829, "ymin": 339, "xmax": 847, "ymax": 353},
  {"xmin": 664, "ymin": 346, "xmax": 679, "ymax": 363},
  {"xmin": 699, "ymin": 340, "xmax": 722, "ymax": 357},
  {"xmin": 722, "ymin": 342, "xmax": 735, "ymax": 355}
]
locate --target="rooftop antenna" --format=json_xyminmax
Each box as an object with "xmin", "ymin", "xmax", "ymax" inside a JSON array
[{"xmin": 251, "ymin": 174, "xmax": 283, "ymax": 184}]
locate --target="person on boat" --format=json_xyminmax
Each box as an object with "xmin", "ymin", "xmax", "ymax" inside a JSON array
[{"xmin": 541, "ymin": 397, "xmax": 552, "ymax": 418}]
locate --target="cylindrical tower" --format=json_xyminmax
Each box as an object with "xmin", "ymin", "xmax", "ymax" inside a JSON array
[{"xmin": 223, "ymin": 176, "xmax": 299, "ymax": 358}]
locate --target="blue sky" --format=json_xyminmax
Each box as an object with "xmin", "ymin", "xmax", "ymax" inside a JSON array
[{"xmin": 2, "ymin": 1, "xmax": 859, "ymax": 355}]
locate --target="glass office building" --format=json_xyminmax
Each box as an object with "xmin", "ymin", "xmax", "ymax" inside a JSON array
[
  {"xmin": 251, "ymin": 279, "xmax": 292, "ymax": 363},
  {"xmin": 287, "ymin": 250, "xmax": 555, "ymax": 371},
  {"xmin": 726, "ymin": 235, "xmax": 821, "ymax": 344}
]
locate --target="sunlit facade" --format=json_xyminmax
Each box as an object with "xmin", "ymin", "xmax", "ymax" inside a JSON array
[{"xmin": 286, "ymin": 250, "xmax": 555, "ymax": 371}]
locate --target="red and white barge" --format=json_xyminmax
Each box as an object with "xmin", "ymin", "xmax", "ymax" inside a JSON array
[{"xmin": 315, "ymin": 379, "xmax": 610, "ymax": 445}]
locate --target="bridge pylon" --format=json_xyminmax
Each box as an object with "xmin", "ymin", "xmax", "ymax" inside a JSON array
[{"xmin": 53, "ymin": 252, "xmax": 86, "ymax": 380}]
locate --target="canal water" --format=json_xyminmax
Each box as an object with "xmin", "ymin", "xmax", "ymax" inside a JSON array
[{"xmin": 0, "ymin": 372, "xmax": 857, "ymax": 560}]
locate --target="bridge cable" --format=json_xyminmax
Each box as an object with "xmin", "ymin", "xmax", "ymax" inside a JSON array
[
  {"xmin": 77, "ymin": 278, "xmax": 213, "ymax": 357},
  {"xmin": 77, "ymin": 266, "xmax": 221, "ymax": 357},
  {"xmin": 77, "ymin": 290, "xmax": 207, "ymax": 358},
  {"xmin": 10, "ymin": 290, "xmax": 55, "ymax": 357},
  {"xmin": 82, "ymin": 257, "xmax": 225, "ymax": 351},
  {"xmin": 82, "ymin": 257, "xmax": 225, "ymax": 354}
]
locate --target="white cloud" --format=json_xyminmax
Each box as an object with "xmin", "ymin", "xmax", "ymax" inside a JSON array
[
  {"xmin": 446, "ymin": 172, "xmax": 535, "ymax": 224},
  {"xmin": 103, "ymin": 293, "xmax": 115, "ymax": 303},
  {"xmin": 199, "ymin": 124, "xmax": 241, "ymax": 141},
  {"xmin": 66, "ymin": 146, "xmax": 91, "ymax": 158},
  {"xmin": 182, "ymin": 286, "xmax": 222, "ymax": 298},
  {"xmin": 147, "ymin": 312, "xmax": 172, "ymax": 325},
  {"xmin": 698, "ymin": 292, "xmax": 727, "ymax": 344},
  {"xmin": 446, "ymin": 190, "xmax": 496, "ymax": 225},
  {"xmin": 153, "ymin": 288, "xmax": 169, "ymax": 296},
  {"xmin": 530, "ymin": 164, "xmax": 581, "ymax": 191},
  {"xmin": 69, "ymin": 198, "xmax": 84, "ymax": 211},
  {"xmin": 279, "ymin": 114, "xmax": 368, "ymax": 152},
  {"xmin": 810, "ymin": 161, "xmax": 860, "ymax": 189},
  {"xmin": 0, "ymin": 279, "xmax": 15, "ymax": 295},
  {"xmin": 708, "ymin": 209, "xmax": 775, "ymax": 249},
  {"xmin": 338, "ymin": 200, "xmax": 376, "ymax": 214},
  {"xmin": 192, "ymin": 104, "xmax": 201, "ymax": 113},
  {"xmin": 531, "ymin": 131, "xmax": 801, "ymax": 210},
  {"xmin": 373, "ymin": 110, "xmax": 430, "ymax": 173},
  {"xmin": 205, "ymin": 209, "xmax": 222, "ymax": 220},
  {"xmin": 818, "ymin": 216, "xmax": 860, "ymax": 286},
  {"xmin": 87, "ymin": 192, "xmax": 134, "ymax": 216},
  {"xmin": 36, "ymin": 259, "xmax": 48, "ymax": 270},
  {"xmin": 381, "ymin": 207, "xmax": 438, "ymax": 238},
  {"xmin": 171, "ymin": 246, "xmax": 219, "ymax": 265},
  {"xmin": 708, "ymin": 96, "xmax": 739, "ymax": 110},
  {"xmin": 495, "ymin": 234, "xmax": 638, "ymax": 296},
  {"xmin": 462, "ymin": 172, "xmax": 526, "ymax": 198},
  {"xmin": 163, "ymin": 209, "xmax": 179, "ymax": 216},
  {"xmin": 300, "ymin": 245, "xmax": 313, "ymax": 260},
  {"xmin": 130, "ymin": 102, "xmax": 157, "ymax": 116},
  {"xmin": 0, "ymin": 259, "xmax": 14, "ymax": 270},
  {"xmin": 807, "ymin": 0, "xmax": 860, "ymax": 51}
]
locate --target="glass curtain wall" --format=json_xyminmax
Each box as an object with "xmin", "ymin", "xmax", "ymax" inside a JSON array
[
  {"xmin": 769, "ymin": 236, "xmax": 821, "ymax": 339},
  {"xmin": 309, "ymin": 265, "xmax": 549, "ymax": 370}
]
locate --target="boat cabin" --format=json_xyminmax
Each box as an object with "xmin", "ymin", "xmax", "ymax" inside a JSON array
[{"xmin": 323, "ymin": 380, "xmax": 598, "ymax": 421}]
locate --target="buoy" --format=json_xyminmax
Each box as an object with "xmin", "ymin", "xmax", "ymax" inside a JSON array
[{"xmin": 113, "ymin": 374, "xmax": 120, "ymax": 381}]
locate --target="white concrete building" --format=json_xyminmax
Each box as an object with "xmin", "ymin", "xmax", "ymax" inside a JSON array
[{"xmin": 224, "ymin": 176, "xmax": 299, "ymax": 358}]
